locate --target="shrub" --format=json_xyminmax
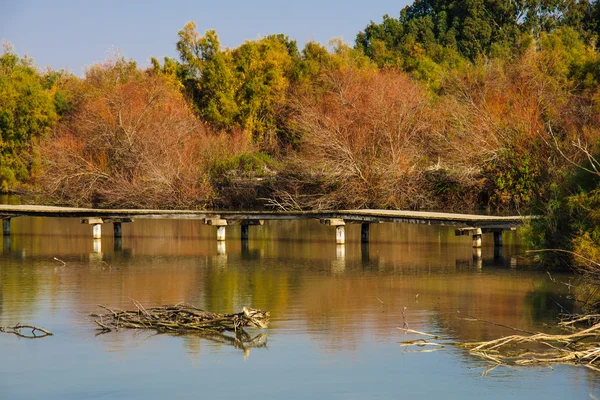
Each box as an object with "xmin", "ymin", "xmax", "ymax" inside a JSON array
[{"xmin": 36, "ymin": 59, "xmax": 214, "ymax": 209}]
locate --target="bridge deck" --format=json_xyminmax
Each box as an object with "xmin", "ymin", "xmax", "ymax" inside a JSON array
[{"xmin": 0, "ymin": 205, "xmax": 527, "ymax": 228}]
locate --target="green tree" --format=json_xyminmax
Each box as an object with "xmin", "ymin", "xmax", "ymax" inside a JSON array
[
  {"xmin": 176, "ymin": 23, "xmax": 240, "ymax": 130},
  {"xmin": 0, "ymin": 42, "xmax": 57, "ymax": 191},
  {"xmin": 231, "ymin": 36, "xmax": 293, "ymax": 144},
  {"xmin": 175, "ymin": 22, "xmax": 297, "ymax": 147},
  {"xmin": 356, "ymin": 0, "xmax": 593, "ymax": 67}
]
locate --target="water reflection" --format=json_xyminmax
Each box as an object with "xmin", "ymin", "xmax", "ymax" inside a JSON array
[
  {"xmin": 0, "ymin": 218, "xmax": 592, "ymax": 382},
  {"xmin": 0, "ymin": 219, "xmax": 566, "ymax": 329},
  {"xmin": 2, "ymin": 235, "xmax": 10, "ymax": 255}
]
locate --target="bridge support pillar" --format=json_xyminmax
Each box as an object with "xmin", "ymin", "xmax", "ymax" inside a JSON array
[
  {"xmin": 472, "ymin": 234, "xmax": 482, "ymax": 248},
  {"xmin": 361, "ymin": 223, "xmax": 370, "ymax": 243},
  {"xmin": 321, "ymin": 219, "xmax": 346, "ymax": 244},
  {"xmin": 92, "ymin": 223, "xmax": 102, "ymax": 239},
  {"xmin": 216, "ymin": 226, "xmax": 226, "ymax": 241},
  {"xmin": 83, "ymin": 217, "xmax": 131, "ymax": 240},
  {"xmin": 336, "ymin": 226, "xmax": 345, "ymax": 245},
  {"xmin": 472, "ymin": 228, "xmax": 483, "ymax": 248},
  {"xmin": 203, "ymin": 218, "xmax": 228, "ymax": 241},
  {"xmin": 2, "ymin": 218, "xmax": 10, "ymax": 236},
  {"xmin": 240, "ymin": 220, "xmax": 264, "ymax": 242},
  {"xmin": 456, "ymin": 227, "xmax": 484, "ymax": 248},
  {"xmin": 113, "ymin": 222, "xmax": 122, "ymax": 238}
]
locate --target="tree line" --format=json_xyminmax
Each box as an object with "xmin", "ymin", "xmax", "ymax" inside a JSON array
[{"xmin": 3, "ymin": 0, "xmax": 600, "ymax": 268}]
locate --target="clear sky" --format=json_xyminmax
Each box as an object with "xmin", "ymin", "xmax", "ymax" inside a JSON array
[{"xmin": 1, "ymin": 0, "xmax": 409, "ymax": 75}]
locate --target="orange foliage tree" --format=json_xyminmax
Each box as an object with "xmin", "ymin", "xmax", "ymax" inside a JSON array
[
  {"xmin": 37, "ymin": 59, "xmax": 214, "ymax": 208},
  {"xmin": 277, "ymin": 69, "xmax": 449, "ymax": 209},
  {"xmin": 441, "ymin": 36, "xmax": 597, "ymax": 209}
]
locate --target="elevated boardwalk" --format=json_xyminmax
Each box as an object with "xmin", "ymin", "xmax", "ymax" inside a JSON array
[{"xmin": 0, "ymin": 204, "xmax": 529, "ymax": 247}]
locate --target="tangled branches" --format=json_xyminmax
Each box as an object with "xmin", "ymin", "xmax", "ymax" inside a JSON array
[
  {"xmin": 462, "ymin": 319, "xmax": 600, "ymax": 371},
  {"xmin": 399, "ymin": 311, "xmax": 600, "ymax": 372},
  {"xmin": 89, "ymin": 302, "xmax": 270, "ymax": 335}
]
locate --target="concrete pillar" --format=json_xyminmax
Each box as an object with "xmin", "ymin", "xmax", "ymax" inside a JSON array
[
  {"xmin": 472, "ymin": 228, "xmax": 482, "ymax": 248},
  {"xmin": 241, "ymin": 224, "xmax": 249, "ymax": 241},
  {"xmin": 361, "ymin": 223, "xmax": 370, "ymax": 243},
  {"xmin": 336, "ymin": 226, "xmax": 345, "ymax": 244},
  {"xmin": 2, "ymin": 218, "xmax": 10, "ymax": 236},
  {"xmin": 494, "ymin": 231, "xmax": 503, "ymax": 247},
  {"xmin": 92, "ymin": 223, "xmax": 102, "ymax": 239},
  {"xmin": 216, "ymin": 226, "xmax": 226, "ymax": 241},
  {"xmin": 203, "ymin": 218, "xmax": 228, "ymax": 242},
  {"xmin": 113, "ymin": 222, "xmax": 122, "ymax": 238},
  {"xmin": 320, "ymin": 219, "xmax": 345, "ymax": 244}
]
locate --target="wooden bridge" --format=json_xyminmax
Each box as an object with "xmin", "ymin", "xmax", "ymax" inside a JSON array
[{"xmin": 0, "ymin": 204, "xmax": 529, "ymax": 248}]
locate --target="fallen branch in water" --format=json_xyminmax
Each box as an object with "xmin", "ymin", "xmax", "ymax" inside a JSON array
[
  {"xmin": 559, "ymin": 314, "xmax": 600, "ymax": 328},
  {"xmin": 0, "ymin": 324, "xmax": 53, "ymax": 338},
  {"xmin": 397, "ymin": 327, "xmax": 440, "ymax": 338},
  {"xmin": 457, "ymin": 311, "xmax": 537, "ymax": 335},
  {"xmin": 397, "ymin": 316, "xmax": 446, "ymax": 353},
  {"xmin": 461, "ymin": 320, "xmax": 600, "ymax": 371},
  {"xmin": 89, "ymin": 301, "xmax": 270, "ymax": 335},
  {"xmin": 398, "ymin": 311, "xmax": 600, "ymax": 372}
]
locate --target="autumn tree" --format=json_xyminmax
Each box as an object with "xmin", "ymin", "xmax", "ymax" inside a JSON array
[
  {"xmin": 38, "ymin": 57, "xmax": 214, "ymax": 208},
  {"xmin": 275, "ymin": 69, "xmax": 445, "ymax": 209}
]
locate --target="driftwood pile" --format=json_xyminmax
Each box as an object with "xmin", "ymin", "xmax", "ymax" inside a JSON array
[
  {"xmin": 90, "ymin": 301, "xmax": 270, "ymax": 356},
  {"xmin": 461, "ymin": 314, "xmax": 600, "ymax": 371},
  {"xmin": 399, "ymin": 313, "xmax": 600, "ymax": 372},
  {"xmin": 90, "ymin": 301, "xmax": 270, "ymax": 335}
]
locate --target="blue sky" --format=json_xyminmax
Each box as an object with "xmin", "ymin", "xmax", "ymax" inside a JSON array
[{"xmin": 1, "ymin": 0, "xmax": 409, "ymax": 75}]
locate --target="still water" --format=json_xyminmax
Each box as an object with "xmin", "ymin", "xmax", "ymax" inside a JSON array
[{"xmin": 0, "ymin": 217, "xmax": 598, "ymax": 399}]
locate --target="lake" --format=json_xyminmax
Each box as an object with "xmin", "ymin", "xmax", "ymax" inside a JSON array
[{"xmin": 0, "ymin": 216, "xmax": 598, "ymax": 399}]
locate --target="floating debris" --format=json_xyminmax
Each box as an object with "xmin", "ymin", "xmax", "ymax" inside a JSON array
[
  {"xmin": 461, "ymin": 321, "xmax": 600, "ymax": 371},
  {"xmin": 89, "ymin": 300, "xmax": 270, "ymax": 335},
  {"xmin": 0, "ymin": 323, "xmax": 53, "ymax": 339}
]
